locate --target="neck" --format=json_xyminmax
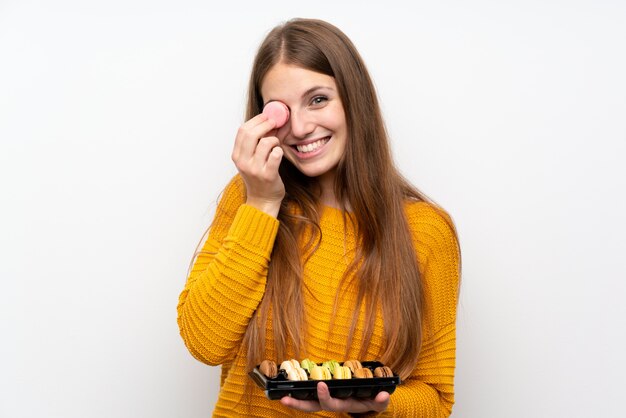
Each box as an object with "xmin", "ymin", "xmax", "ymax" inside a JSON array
[
  {"xmin": 317, "ymin": 170, "xmax": 351, "ymax": 210},
  {"xmin": 317, "ymin": 171, "xmax": 337, "ymax": 207}
]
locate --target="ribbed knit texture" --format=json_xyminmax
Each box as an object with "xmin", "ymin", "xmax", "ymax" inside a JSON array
[{"xmin": 177, "ymin": 176, "xmax": 460, "ymax": 417}]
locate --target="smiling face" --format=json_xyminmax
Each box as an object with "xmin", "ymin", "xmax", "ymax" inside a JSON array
[{"xmin": 260, "ymin": 62, "xmax": 348, "ymax": 188}]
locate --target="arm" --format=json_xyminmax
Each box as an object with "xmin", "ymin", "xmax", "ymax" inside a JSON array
[
  {"xmin": 385, "ymin": 202, "xmax": 460, "ymax": 417},
  {"xmin": 178, "ymin": 112, "xmax": 285, "ymax": 365},
  {"xmin": 177, "ymin": 175, "xmax": 280, "ymax": 365},
  {"xmin": 383, "ymin": 323, "xmax": 457, "ymax": 417}
]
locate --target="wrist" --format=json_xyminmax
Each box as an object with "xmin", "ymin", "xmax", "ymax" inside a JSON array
[{"xmin": 245, "ymin": 197, "xmax": 282, "ymax": 218}]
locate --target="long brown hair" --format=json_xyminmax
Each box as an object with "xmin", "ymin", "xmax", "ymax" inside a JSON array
[{"xmin": 242, "ymin": 18, "xmax": 431, "ymax": 380}]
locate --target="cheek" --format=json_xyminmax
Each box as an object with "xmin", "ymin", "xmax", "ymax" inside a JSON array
[
  {"xmin": 275, "ymin": 125, "xmax": 290, "ymax": 142},
  {"xmin": 331, "ymin": 109, "xmax": 347, "ymax": 132}
]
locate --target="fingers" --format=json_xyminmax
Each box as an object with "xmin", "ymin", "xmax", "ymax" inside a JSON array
[
  {"xmin": 232, "ymin": 113, "xmax": 283, "ymax": 178},
  {"xmin": 315, "ymin": 382, "xmax": 346, "ymax": 412},
  {"xmin": 234, "ymin": 136, "xmax": 282, "ymax": 184},
  {"xmin": 279, "ymin": 396, "xmax": 321, "ymax": 413},
  {"xmin": 373, "ymin": 391, "xmax": 391, "ymax": 410},
  {"xmin": 317, "ymin": 383, "xmax": 390, "ymax": 414},
  {"xmin": 281, "ymin": 383, "xmax": 390, "ymax": 414},
  {"xmin": 265, "ymin": 144, "xmax": 284, "ymax": 173},
  {"xmin": 231, "ymin": 114, "xmax": 285, "ymax": 215},
  {"xmin": 251, "ymin": 136, "xmax": 282, "ymax": 169},
  {"xmin": 232, "ymin": 114, "xmax": 277, "ymax": 163}
]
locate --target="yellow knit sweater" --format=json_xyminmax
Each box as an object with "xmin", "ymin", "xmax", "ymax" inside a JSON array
[{"xmin": 177, "ymin": 176, "xmax": 460, "ymax": 417}]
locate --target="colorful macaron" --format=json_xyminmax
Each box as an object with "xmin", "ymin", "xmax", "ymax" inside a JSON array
[
  {"xmin": 301, "ymin": 358, "xmax": 317, "ymax": 374},
  {"xmin": 332, "ymin": 365, "xmax": 352, "ymax": 380},
  {"xmin": 343, "ymin": 360, "xmax": 363, "ymax": 374},
  {"xmin": 262, "ymin": 101, "xmax": 290, "ymax": 128},
  {"xmin": 309, "ymin": 365, "xmax": 332, "ymax": 380},
  {"xmin": 322, "ymin": 360, "xmax": 340, "ymax": 374},
  {"xmin": 354, "ymin": 367, "xmax": 374, "ymax": 378},
  {"xmin": 374, "ymin": 366, "xmax": 394, "ymax": 378},
  {"xmin": 286, "ymin": 367, "xmax": 308, "ymax": 381},
  {"xmin": 266, "ymin": 358, "xmax": 391, "ymax": 382},
  {"xmin": 259, "ymin": 360, "xmax": 278, "ymax": 378},
  {"xmin": 280, "ymin": 359, "xmax": 300, "ymax": 373}
]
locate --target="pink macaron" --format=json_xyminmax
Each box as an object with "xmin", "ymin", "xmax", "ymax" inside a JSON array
[{"xmin": 262, "ymin": 101, "xmax": 290, "ymax": 128}]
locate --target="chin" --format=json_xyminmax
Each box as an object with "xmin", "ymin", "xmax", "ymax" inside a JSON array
[{"xmin": 292, "ymin": 164, "xmax": 327, "ymax": 178}]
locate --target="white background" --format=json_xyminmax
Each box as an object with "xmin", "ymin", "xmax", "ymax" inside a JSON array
[{"xmin": 1, "ymin": 1, "xmax": 625, "ymax": 417}]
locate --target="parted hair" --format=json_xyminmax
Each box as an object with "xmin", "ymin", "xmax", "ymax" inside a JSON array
[{"xmin": 242, "ymin": 18, "xmax": 430, "ymax": 381}]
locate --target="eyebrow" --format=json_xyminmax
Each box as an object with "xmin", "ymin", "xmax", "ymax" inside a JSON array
[
  {"xmin": 302, "ymin": 85, "xmax": 334, "ymax": 97},
  {"xmin": 263, "ymin": 85, "xmax": 335, "ymax": 106}
]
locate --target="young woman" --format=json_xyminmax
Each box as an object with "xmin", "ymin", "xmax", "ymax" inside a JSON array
[{"xmin": 177, "ymin": 18, "xmax": 460, "ymax": 417}]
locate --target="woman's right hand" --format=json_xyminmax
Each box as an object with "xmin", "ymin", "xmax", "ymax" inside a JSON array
[{"xmin": 231, "ymin": 114, "xmax": 285, "ymax": 217}]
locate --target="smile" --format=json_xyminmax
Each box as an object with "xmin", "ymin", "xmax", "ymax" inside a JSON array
[{"xmin": 295, "ymin": 137, "xmax": 330, "ymax": 153}]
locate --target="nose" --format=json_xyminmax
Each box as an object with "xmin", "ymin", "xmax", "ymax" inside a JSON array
[{"xmin": 287, "ymin": 108, "xmax": 315, "ymax": 139}]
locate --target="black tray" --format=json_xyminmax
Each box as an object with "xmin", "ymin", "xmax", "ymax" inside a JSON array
[{"xmin": 248, "ymin": 361, "xmax": 401, "ymax": 400}]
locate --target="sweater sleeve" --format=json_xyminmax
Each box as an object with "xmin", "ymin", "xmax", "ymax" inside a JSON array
[
  {"xmin": 381, "ymin": 202, "xmax": 461, "ymax": 417},
  {"xmin": 385, "ymin": 323, "xmax": 457, "ymax": 417},
  {"xmin": 177, "ymin": 175, "xmax": 280, "ymax": 365}
]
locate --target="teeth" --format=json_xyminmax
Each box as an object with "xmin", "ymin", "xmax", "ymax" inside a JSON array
[{"xmin": 296, "ymin": 138, "xmax": 327, "ymax": 153}]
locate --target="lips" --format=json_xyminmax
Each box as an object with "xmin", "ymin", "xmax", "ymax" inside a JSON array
[{"xmin": 292, "ymin": 136, "xmax": 330, "ymax": 155}]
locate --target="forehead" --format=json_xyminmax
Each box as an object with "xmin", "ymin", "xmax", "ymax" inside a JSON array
[{"xmin": 261, "ymin": 63, "xmax": 337, "ymax": 102}]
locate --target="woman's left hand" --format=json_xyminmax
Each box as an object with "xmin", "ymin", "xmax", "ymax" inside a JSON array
[{"xmin": 280, "ymin": 382, "xmax": 390, "ymax": 414}]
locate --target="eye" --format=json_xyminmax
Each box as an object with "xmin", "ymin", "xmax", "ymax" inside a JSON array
[{"xmin": 310, "ymin": 95, "xmax": 328, "ymax": 106}]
